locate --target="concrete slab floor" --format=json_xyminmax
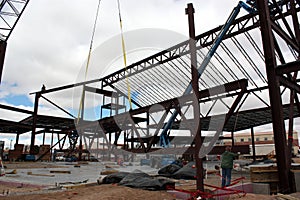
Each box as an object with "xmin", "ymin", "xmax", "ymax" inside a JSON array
[{"xmin": 0, "ymin": 162, "xmax": 161, "ymax": 188}]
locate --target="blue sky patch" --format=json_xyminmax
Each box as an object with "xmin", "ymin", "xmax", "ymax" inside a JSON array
[{"xmin": 4, "ymin": 94, "xmax": 33, "ymax": 107}]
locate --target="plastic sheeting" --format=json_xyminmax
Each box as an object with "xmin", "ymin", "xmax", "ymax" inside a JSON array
[
  {"xmin": 102, "ymin": 170, "xmax": 175, "ymax": 191},
  {"xmin": 158, "ymin": 164, "xmax": 181, "ymax": 177},
  {"xmin": 171, "ymin": 162, "xmax": 197, "ymax": 180},
  {"xmin": 102, "ymin": 172, "xmax": 130, "ymax": 184}
]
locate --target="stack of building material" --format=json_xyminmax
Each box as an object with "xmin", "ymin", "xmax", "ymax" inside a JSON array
[
  {"xmin": 250, "ymin": 165, "xmax": 278, "ymax": 194},
  {"xmin": 8, "ymin": 144, "xmax": 24, "ymax": 161},
  {"xmin": 38, "ymin": 145, "xmax": 51, "ymax": 161}
]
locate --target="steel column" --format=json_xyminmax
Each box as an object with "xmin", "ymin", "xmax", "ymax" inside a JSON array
[
  {"xmin": 51, "ymin": 131, "xmax": 54, "ymax": 160},
  {"xmin": 42, "ymin": 131, "xmax": 45, "ymax": 145},
  {"xmin": 186, "ymin": 3, "xmax": 204, "ymax": 192},
  {"xmin": 30, "ymin": 91, "xmax": 41, "ymax": 154},
  {"xmin": 256, "ymin": 0, "xmax": 291, "ymax": 193},
  {"xmin": 250, "ymin": 127, "xmax": 256, "ymax": 162},
  {"xmin": 15, "ymin": 133, "xmax": 19, "ymax": 145},
  {"xmin": 288, "ymin": 81, "xmax": 295, "ymax": 165},
  {"xmin": 288, "ymin": 1, "xmax": 300, "ymax": 190}
]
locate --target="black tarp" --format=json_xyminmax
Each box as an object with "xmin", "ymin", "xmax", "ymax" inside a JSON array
[
  {"xmin": 101, "ymin": 170, "xmax": 175, "ymax": 191},
  {"xmin": 171, "ymin": 162, "xmax": 197, "ymax": 180},
  {"xmin": 102, "ymin": 172, "xmax": 130, "ymax": 184},
  {"xmin": 158, "ymin": 164, "xmax": 181, "ymax": 177}
]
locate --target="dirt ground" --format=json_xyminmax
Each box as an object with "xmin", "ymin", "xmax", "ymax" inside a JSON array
[
  {"xmin": 1, "ymin": 183, "xmax": 299, "ymax": 200},
  {"xmin": 0, "ymin": 185, "xmax": 282, "ymax": 200},
  {"xmin": 0, "ymin": 162, "xmax": 299, "ymax": 200}
]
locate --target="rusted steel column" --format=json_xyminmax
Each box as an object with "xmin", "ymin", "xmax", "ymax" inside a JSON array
[
  {"xmin": 15, "ymin": 133, "xmax": 19, "ymax": 145},
  {"xmin": 251, "ymin": 127, "xmax": 256, "ymax": 162},
  {"xmin": 42, "ymin": 131, "xmax": 46, "ymax": 145},
  {"xmin": 231, "ymin": 132, "xmax": 234, "ymax": 147},
  {"xmin": 256, "ymin": 0, "xmax": 290, "ymax": 193},
  {"xmin": 287, "ymin": 72, "xmax": 297, "ymax": 168},
  {"xmin": 30, "ymin": 92, "xmax": 41, "ymax": 154},
  {"xmin": 288, "ymin": 1, "xmax": 300, "ymax": 188},
  {"xmin": 186, "ymin": 3, "xmax": 204, "ymax": 192}
]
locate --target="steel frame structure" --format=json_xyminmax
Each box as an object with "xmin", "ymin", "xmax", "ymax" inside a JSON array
[
  {"xmin": 28, "ymin": 0, "xmax": 299, "ymax": 193},
  {"xmin": 0, "ymin": 0, "xmax": 299, "ymax": 194}
]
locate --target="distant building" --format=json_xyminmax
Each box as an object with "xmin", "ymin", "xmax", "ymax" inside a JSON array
[{"xmin": 223, "ymin": 131, "xmax": 299, "ymax": 156}]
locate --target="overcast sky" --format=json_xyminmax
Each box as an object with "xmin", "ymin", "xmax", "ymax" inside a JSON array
[
  {"xmin": 0, "ymin": 0, "xmax": 298, "ymax": 148},
  {"xmin": 0, "ymin": 0, "xmax": 240, "ymax": 117}
]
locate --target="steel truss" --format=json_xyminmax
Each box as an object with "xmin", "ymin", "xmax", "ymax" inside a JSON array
[
  {"xmin": 0, "ymin": 0, "xmax": 298, "ymax": 194},
  {"xmin": 0, "ymin": 0, "xmax": 29, "ymax": 82}
]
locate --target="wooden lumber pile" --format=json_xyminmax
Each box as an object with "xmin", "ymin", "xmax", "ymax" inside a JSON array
[
  {"xmin": 250, "ymin": 165, "xmax": 278, "ymax": 194},
  {"xmin": 8, "ymin": 144, "xmax": 24, "ymax": 161}
]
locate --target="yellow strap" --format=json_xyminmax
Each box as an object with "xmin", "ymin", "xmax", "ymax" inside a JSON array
[
  {"xmin": 77, "ymin": 0, "xmax": 101, "ymax": 124},
  {"xmin": 118, "ymin": 0, "xmax": 132, "ymax": 110}
]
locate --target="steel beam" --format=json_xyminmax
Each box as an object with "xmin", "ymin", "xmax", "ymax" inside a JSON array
[
  {"xmin": 256, "ymin": 0, "xmax": 291, "ymax": 193},
  {"xmin": 0, "ymin": 118, "xmax": 31, "ymax": 129},
  {"xmin": 270, "ymin": 21, "xmax": 299, "ymax": 52},
  {"xmin": 278, "ymin": 75, "xmax": 300, "ymax": 94},
  {"xmin": 40, "ymin": 95, "xmax": 76, "ymax": 118},
  {"xmin": 0, "ymin": 103, "xmax": 32, "ymax": 114},
  {"xmin": 123, "ymin": 145, "xmax": 250, "ymax": 155},
  {"xmin": 276, "ymin": 60, "xmax": 300, "ymax": 75},
  {"xmin": 84, "ymin": 85, "xmax": 115, "ymax": 96}
]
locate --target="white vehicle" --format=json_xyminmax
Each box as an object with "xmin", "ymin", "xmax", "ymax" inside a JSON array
[{"xmin": 56, "ymin": 156, "xmax": 65, "ymax": 161}]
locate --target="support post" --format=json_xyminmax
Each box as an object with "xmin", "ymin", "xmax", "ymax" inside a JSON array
[
  {"xmin": 42, "ymin": 131, "xmax": 46, "ymax": 145},
  {"xmin": 251, "ymin": 127, "xmax": 256, "ymax": 162},
  {"xmin": 15, "ymin": 133, "xmax": 19, "ymax": 145},
  {"xmin": 57, "ymin": 133, "xmax": 61, "ymax": 149},
  {"xmin": 51, "ymin": 131, "xmax": 54, "ymax": 148},
  {"xmin": 256, "ymin": 0, "xmax": 291, "ymax": 193},
  {"xmin": 288, "ymin": 76, "xmax": 296, "ymax": 167},
  {"xmin": 79, "ymin": 134, "xmax": 83, "ymax": 161},
  {"xmin": 186, "ymin": 3, "xmax": 204, "ymax": 192},
  {"xmin": 30, "ymin": 91, "xmax": 41, "ymax": 154},
  {"xmin": 51, "ymin": 131, "xmax": 54, "ymax": 161},
  {"xmin": 109, "ymin": 132, "xmax": 111, "ymax": 160}
]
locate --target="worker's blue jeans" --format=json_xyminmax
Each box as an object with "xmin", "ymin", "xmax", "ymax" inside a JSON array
[{"xmin": 221, "ymin": 168, "xmax": 232, "ymax": 187}]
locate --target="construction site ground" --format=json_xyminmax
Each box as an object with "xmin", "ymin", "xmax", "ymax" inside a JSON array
[{"xmin": 0, "ymin": 161, "xmax": 299, "ymax": 200}]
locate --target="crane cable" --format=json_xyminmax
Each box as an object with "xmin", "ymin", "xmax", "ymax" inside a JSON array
[
  {"xmin": 77, "ymin": 0, "xmax": 102, "ymax": 124},
  {"xmin": 117, "ymin": 0, "xmax": 132, "ymax": 110}
]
